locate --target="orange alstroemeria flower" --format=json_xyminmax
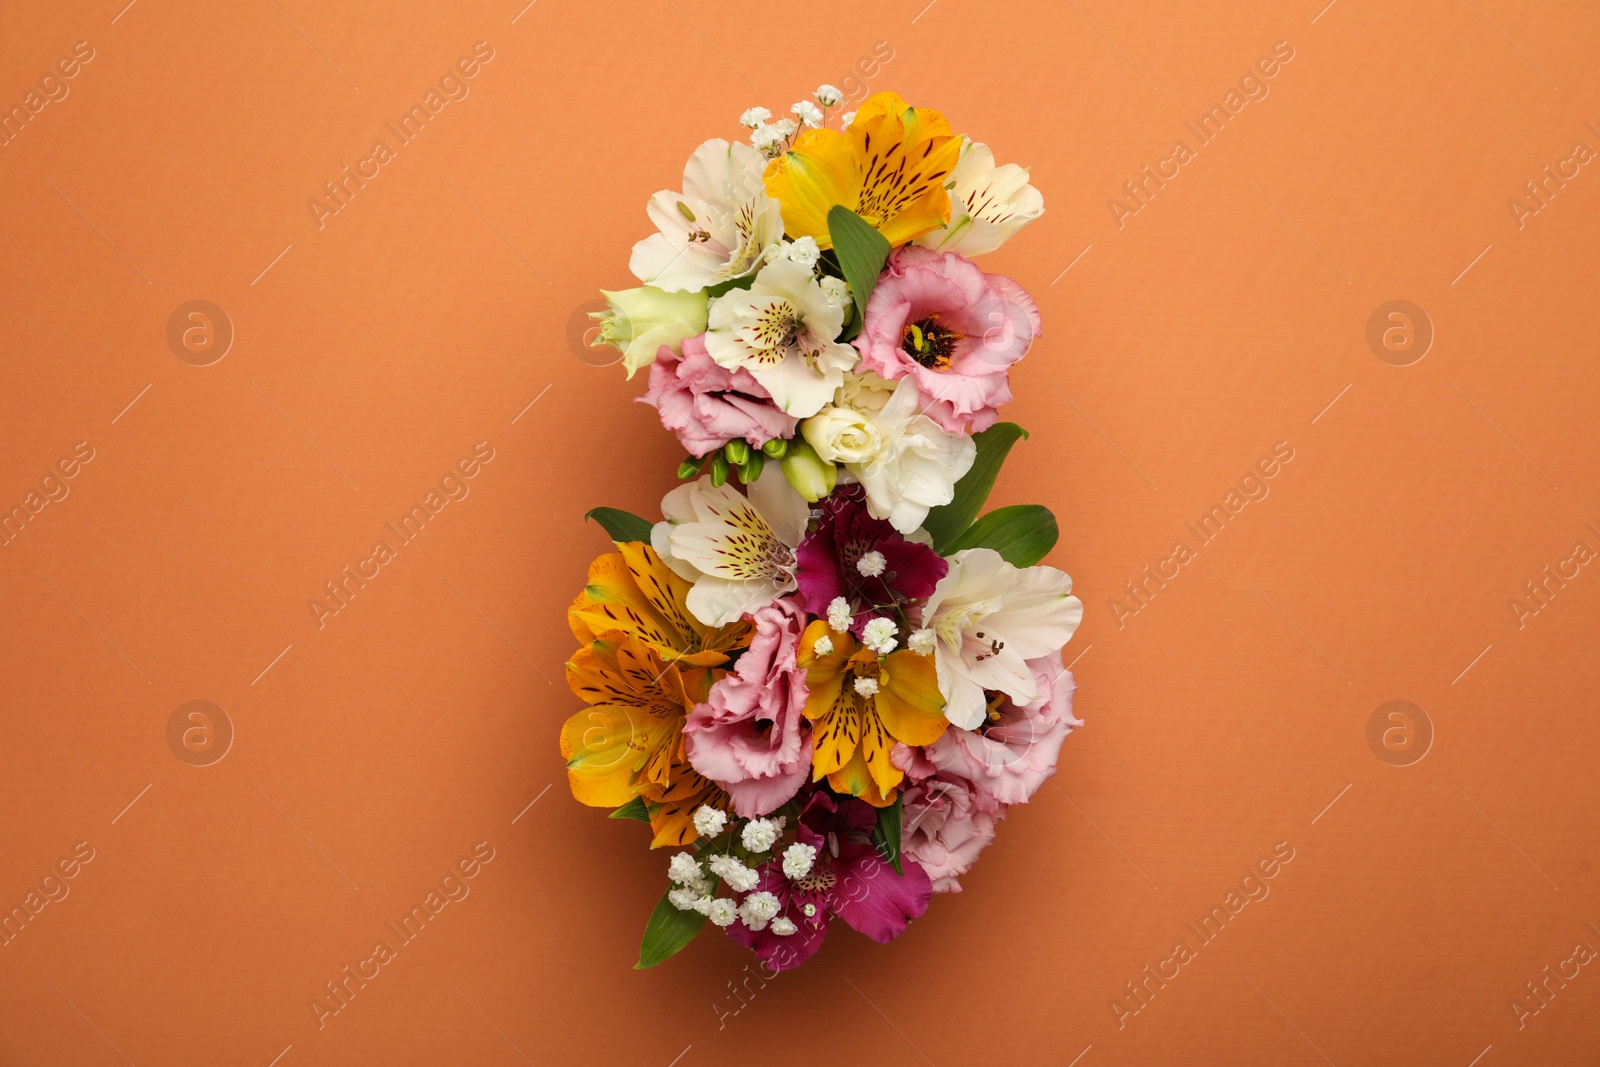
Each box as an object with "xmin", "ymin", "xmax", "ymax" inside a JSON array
[
  {"xmin": 569, "ymin": 541, "xmax": 749, "ymax": 667},
  {"xmin": 797, "ymin": 620, "xmax": 948, "ymax": 805},
  {"xmin": 763, "ymin": 91, "xmax": 963, "ymax": 249}
]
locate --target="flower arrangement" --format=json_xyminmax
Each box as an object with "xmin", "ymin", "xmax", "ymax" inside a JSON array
[{"xmin": 564, "ymin": 88, "xmax": 1084, "ymax": 972}]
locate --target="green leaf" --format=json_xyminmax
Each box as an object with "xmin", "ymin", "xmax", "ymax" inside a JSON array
[
  {"xmin": 609, "ymin": 797, "xmax": 650, "ymax": 823},
  {"xmin": 828, "ymin": 205, "xmax": 892, "ymax": 328},
  {"xmin": 871, "ymin": 795, "xmax": 904, "ymax": 875},
  {"xmin": 943, "ymin": 504, "xmax": 1059, "ymax": 567},
  {"xmin": 636, "ymin": 889, "xmax": 707, "ymax": 969},
  {"xmin": 584, "ymin": 507, "xmax": 654, "ymax": 544},
  {"xmin": 923, "ymin": 423, "xmax": 1029, "ymax": 551},
  {"xmin": 705, "ymin": 274, "xmax": 756, "ymax": 300}
]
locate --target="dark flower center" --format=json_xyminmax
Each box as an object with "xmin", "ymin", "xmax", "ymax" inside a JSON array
[
  {"xmin": 902, "ymin": 315, "xmax": 962, "ymax": 370},
  {"xmin": 793, "ymin": 858, "xmax": 837, "ymax": 894}
]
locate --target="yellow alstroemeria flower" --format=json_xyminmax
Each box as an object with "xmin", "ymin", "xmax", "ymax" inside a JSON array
[
  {"xmin": 569, "ymin": 541, "xmax": 750, "ymax": 667},
  {"xmin": 797, "ymin": 620, "xmax": 948, "ymax": 805},
  {"xmin": 763, "ymin": 91, "xmax": 963, "ymax": 249},
  {"xmin": 560, "ymin": 633, "xmax": 723, "ymax": 846}
]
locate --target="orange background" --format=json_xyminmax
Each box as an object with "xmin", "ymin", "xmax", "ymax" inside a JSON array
[{"xmin": 2, "ymin": 0, "xmax": 1598, "ymax": 1064}]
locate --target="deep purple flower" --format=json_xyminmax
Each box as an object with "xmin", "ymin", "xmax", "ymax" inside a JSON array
[
  {"xmin": 794, "ymin": 484, "xmax": 947, "ymax": 637},
  {"xmin": 725, "ymin": 791, "xmax": 933, "ymax": 972}
]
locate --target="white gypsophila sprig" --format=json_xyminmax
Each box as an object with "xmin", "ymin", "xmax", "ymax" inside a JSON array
[
  {"xmin": 708, "ymin": 898, "xmax": 739, "ymax": 927},
  {"xmin": 693, "ymin": 805, "xmax": 728, "ymax": 837},
  {"xmin": 782, "ymin": 842, "xmax": 816, "ymax": 879},
  {"xmin": 791, "ymin": 100, "xmax": 824, "ymax": 128},
  {"xmin": 861, "ymin": 616, "xmax": 898, "ymax": 655},
  {"xmin": 667, "ymin": 852, "xmax": 703, "ymax": 885},
  {"xmin": 826, "ymin": 597, "xmax": 853, "ymax": 633},
  {"xmin": 738, "ymin": 891, "xmax": 782, "ymax": 931},
  {"xmin": 815, "ymin": 84, "xmax": 843, "ymax": 108},
  {"xmin": 741, "ymin": 818, "xmax": 781, "ymax": 853},
  {"xmin": 739, "ymin": 106, "xmax": 772, "ymax": 128}
]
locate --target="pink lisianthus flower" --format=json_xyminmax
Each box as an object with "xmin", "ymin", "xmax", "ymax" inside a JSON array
[
  {"xmin": 855, "ymin": 246, "xmax": 1042, "ymax": 434},
  {"xmin": 895, "ymin": 766, "xmax": 1004, "ymax": 894},
  {"xmin": 725, "ymin": 791, "xmax": 933, "ymax": 971},
  {"xmin": 794, "ymin": 483, "xmax": 947, "ymax": 638},
  {"xmin": 923, "ymin": 658, "xmax": 1080, "ymax": 806},
  {"xmin": 682, "ymin": 598, "xmax": 812, "ymax": 817},
  {"xmin": 640, "ymin": 333, "xmax": 798, "ymax": 458}
]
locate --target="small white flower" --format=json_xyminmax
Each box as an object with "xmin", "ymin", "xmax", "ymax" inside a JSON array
[
  {"xmin": 907, "ymin": 628, "xmax": 936, "ymax": 656},
  {"xmin": 840, "ymin": 111, "xmax": 856, "ymax": 129},
  {"xmin": 827, "ymin": 596, "xmax": 853, "ymax": 633},
  {"xmin": 774, "ymin": 118, "xmax": 798, "ymax": 138},
  {"xmin": 770, "ymin": 916, "xmax": 798, "ymax": 936},
  {"xmin": 741, "ymin": 818, "xmax": 780, "ymax": 853},
  {"xmin": 819, "ymin": 275, "xmax": 850, "ymax": 310},
  {"xmin": 668, "ymin": 887, "xmax": 702, "ymax": 911},
  {"xmin": 693, "ymin": 805, "xmax": 728, "ymax": 838},
  {"xmin": 708, "ymin": 898, "xmax": 739, "ymax": 927},
  {"xmin": 668, "ymin": 852, "xmax": 703, "ymax": 885},
  {"xmin": 739, "ymin": 106, "xmax": 772, "ymax": 128},
  {"xmin": 815, "ymin": 84, "xmax": 843, "ymax": 107},
  {"xmin": 791, "ymin": 100, "xmax": 824, "ymax": 128},
  {"xmin": 856, "ymin": 550, "xmax": 887, "ymax": 577},
  {"xmin": 861, "ymin": 616, "xmax": 897, "ymax": 655},
  {"xmin": 853, "ymin": 676, "xmax": 880, "ymax": 697},
  {"xmin": 708, "ymin": 854, "xmax": 759, "ymax": 893},
  {"xmin": 738, "ymin": 891, "xmax": 781, "ymax": 931},
  {"xmin": 783, "ymin": 236, "xmax": 821, "ymax": 269},
  {"xmin": 750, "ymin": 122, "xmax": 786, "ymax": 156},
  {"xmin": 802, "ymin": 902, "xmax": 818, "ymax": 917},
  {"xmin": 813, "ymin": 635, "xmax": 834, "ymax": 657},
  {"xmin": 782, "ymin": 842, "xmax": 817, "ymax": 879}
]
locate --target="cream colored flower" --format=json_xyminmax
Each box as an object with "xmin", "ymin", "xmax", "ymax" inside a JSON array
[
  {"xmin": 915, "ymin": 139, "xmax": 1044, "ymax": 257},
  {"xmin": 590, "ymin": 286, "xmax": 708, "ymax": 378},
  {"xmin": 801, "ymin": 405, "xmax": 885, "ymax": 465}
]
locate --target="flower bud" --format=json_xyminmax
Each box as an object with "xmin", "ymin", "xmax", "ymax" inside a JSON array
[
  {"xmin": 709, "ymin": 453, "xmax": 730, "ymax": 488},
  {"xmin": 780, "ymin": 439, "xmax": 837, "ymax": 502},
  {"xmin": 723, "ymin": 439, "xmax": 751, "ymax": 465},
  {"xmin": 677, "ymin": 456, "xmax": 704, "ymax": 480},
  {"xmin": 737, "ymin": 450, "xmax": 765, "ymax": 484},
  {"xmin": 761, "ymin": 438, "xmax": 789, "ymax": 458},
  {"xmin": 592, "ymin": 286, "xmax": 709, "ymax": 379}
]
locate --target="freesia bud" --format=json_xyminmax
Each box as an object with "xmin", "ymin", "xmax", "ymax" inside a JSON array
[
  {"xmin": 761, "ymin": 438, "xmax": 789, "ymax": 458},
  {"xmin": 677, "ymin": 457, "xmax": 704, "ymax": 480},
  {"xmin": 724, "ymin": 439, "xmax": 751, "ymax": 465},
  {"xmin": 591, "ymin": 286, "xmax": 709, "ymax": 379},
  {"xmin": 780, "ymin": 439, "xmax": 836, "ymax": 502},
  {"xmin": 709, "ymin": 453, "xmax": 730, "ymax": 488}
]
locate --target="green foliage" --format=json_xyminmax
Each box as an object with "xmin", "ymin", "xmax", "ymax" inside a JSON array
[
  {"xmin": 585, "ymin": 507, "xmax": 654, "ymax": 544},
  {"xmin": 636, "ymin": 888, "xmax": 707, "ymax": 969},
  {"xmin": 923, "ymin": 423, "xmax": 1029, "ymax": 550},
  {"xmin": 943, "ymin": 504, "xmax": 1059, "ymax": 567}
]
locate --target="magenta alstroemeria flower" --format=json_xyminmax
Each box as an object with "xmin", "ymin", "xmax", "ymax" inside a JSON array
[
  {"xmin": 794, "ymin": 484, "xmax": 947, "ymax": 637},
  {"xmin": 725, "ymin": 791, "xmax": 932, "ymax": 972}
]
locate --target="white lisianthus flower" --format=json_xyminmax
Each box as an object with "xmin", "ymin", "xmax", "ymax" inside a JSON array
[
  {"xmin": 652, "ymin": 464, "xmax": 809, "ymax": 626},
  {"xmin": 705, "ymin": 257, "xmax": 858, "ymax": 418},
  {"xmin": 920, "ymin": 548, "xmax": 1084, "ymax": 729},
  {"xmin": 590, "ymin": 286, "xmax": 708, "ymax": 379},
  {"xmin": 739, "ymin": 106, "xmax": 772, "ymax": 128},
  {"xmin": 630, "ymin": 139, "xmax": 784, "ymax": 293},
  {"xmin": 850, "ymin": 379, "xmax": 976, "ymax": 533},
  {"xmin": 801, "ymin": 405, "xmax": 885, "ymax": 465},
  {"xmin": 915, "ymin": 139, "xmax": 1045, "ymax": 257},
  {"xmin": 837, "ymin": 369, "xmax": 897, "ymax": 417}
]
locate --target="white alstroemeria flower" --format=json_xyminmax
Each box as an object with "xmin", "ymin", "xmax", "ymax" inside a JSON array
[
  {"xmin": 630, "ymin": 139, "xmax": 784, "ymax": 293},
  {"xmin": 651, "ymin": 464, "xmax": 809, "ymax": 626},
  {"xmin": 920, "ymin": 548, "xmax": 1083, "ymax": 729},
  {"xmin": 704, "ymin": 257, "xmax": 858, "ymax": 418},
  {"xmin": 850, "ymin": 379, "xmax": 976, "ymax": 534},
  {"xmin": 915, "ymin": 139, "xmax": 1045, "ymax": 257}
]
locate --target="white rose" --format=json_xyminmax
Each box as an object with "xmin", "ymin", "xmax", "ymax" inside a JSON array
[{"xmin": 803, "ymin": 405, "xmax": 887, "ymax": 465}]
